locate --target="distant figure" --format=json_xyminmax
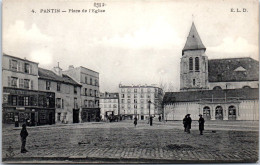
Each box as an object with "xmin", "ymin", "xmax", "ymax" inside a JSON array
[
  {"xmin": 186, "ymin": 114, "xmax": 192, "ymax": 133},
  {"xmin": 150, "ymin": 116, "xmax": 153, "ymax": 126},
  {"xmin": 134, "ymin": 117, "xmax": 137, "ymax": 127},
  {"xmin": 198, "ymin": 114, "xmax": 205, "ymax": 135},
  {"xmin": 183, "ymin": 115, "xmax": 187, "ymax": 132},
  {"xmin": 20, "ymin": 124, "xmax": 28, "ymax": 153},
  {"xmin": 158, "ymin": 115, "xmax": 162, "ymax": 122}
]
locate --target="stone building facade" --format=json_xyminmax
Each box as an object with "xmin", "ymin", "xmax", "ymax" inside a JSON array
[
  {"xmin": 38, "ymin": 67, "xmax": 81, "ymax": 124},
  {"xmin": 99, "ymin": 92, "xmax": 119, "ymax": 121},
  {"xmin": 2, "ymin": 54, "xmax": 56, "ymax": 125},
  {"xmin": 119, "ymin": 84, "xmax": 163, "ymax": 120},
  {"xmin": 163, "ymin": 22, "xmax": 259, "ymax": 121},
  {"xmin": 63, "ymin": 66, "xmax": 100, "ymax": 122}
]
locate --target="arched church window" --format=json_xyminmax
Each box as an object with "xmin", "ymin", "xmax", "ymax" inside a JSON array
[
  {"xmin": 195, "ymin": 57, "xmax": 199, "ymax": 71},
  {"xmin": 213, "ymin": 86, "xmax": 222, "ymax": 90},
  {"xmin": 242, "ymin": 86, "xmax": 251, "ymax": 89},
  {"xmin": 189, "ymin": 57, "xmax": 193, "ymax": 71}
]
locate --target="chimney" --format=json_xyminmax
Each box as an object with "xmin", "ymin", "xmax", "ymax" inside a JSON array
[
  {"xmin": 69, "ymin": 65, "xmax": 74, "ymax": 70},
  {"xmin": 52, "ymin": 62, "xmax": 63, "ymax": 76}
]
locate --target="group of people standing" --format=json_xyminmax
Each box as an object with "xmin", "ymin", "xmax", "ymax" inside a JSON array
[{"xmin": 183, "ymin": 114, "xmax": 205, "ymax": 135}]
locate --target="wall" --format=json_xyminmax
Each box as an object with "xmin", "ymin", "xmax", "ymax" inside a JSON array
[{"xmin": 38, "ymin": 79, "xmax": 81, "ymax": 124}]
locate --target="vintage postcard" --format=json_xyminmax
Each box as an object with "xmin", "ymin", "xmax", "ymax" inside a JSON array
[{"xmin": 2, "ymin": 0, "xmax": 259, "ymax": 163}]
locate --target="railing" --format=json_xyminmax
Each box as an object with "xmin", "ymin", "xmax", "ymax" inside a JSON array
[{"xmin": 200, "ymin": 97, "xmax": 241, "ymax": 103}]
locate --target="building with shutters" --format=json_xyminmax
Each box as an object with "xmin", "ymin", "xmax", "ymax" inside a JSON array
[
  {"xmin": 99, "ymin": 92, "xmax": 119, "ymax": 121},
  {"xmin": 2, "ymin": 54, "xmax": 56, "ymax": 125},
  {"xmin": 163, "ymin": 22, "xmax": 259, "ymax": 121},
  {"xmin": 119, "ymin": 84, "xmax": 163, "ymax": 120},
  {"xmin": 38, "ymin": 66, "xmax": 81, "ymax": 124},
  {"xmin": 63, "ymin": 65, "xmax": 100, "ymax": 122}
]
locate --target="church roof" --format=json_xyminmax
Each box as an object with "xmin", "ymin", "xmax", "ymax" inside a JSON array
[
  {"xmin": 182, "ymin": 22, "xmax": 206, "ymax": 55},
  {"xmin": 163, "ymin": 88, "xmax": 259, "ymax": 104},
  {"xmin": 38, "ymin": 68, "xmax": 81, "ymax": 86},
  {"xmin": 208, "ymin": 57, "xmax": 259, "ymax": 82}
]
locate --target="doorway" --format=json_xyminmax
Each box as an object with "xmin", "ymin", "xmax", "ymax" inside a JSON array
[{"xmin": 73, "ymin": 109, "xmax": 79, "ymax": 123}]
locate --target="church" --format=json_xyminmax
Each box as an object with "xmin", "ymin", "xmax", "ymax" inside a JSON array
[{"xmin": 163, "ymin": 22, "xmax": 259, "ymax": 121}]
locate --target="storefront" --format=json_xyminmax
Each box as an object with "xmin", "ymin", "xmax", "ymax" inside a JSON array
[
  {"xmin": 2, "ymin": 87, "xmax": 55, "ymax": 126},
  {"xmin": 81, "ymin": 108, "xmax": 100, "ymax": 122}
]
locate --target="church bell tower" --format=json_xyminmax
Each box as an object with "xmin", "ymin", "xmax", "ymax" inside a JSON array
[{"xmin": 180, "ymin": 22, "xmax": 208, "ymax": 91}]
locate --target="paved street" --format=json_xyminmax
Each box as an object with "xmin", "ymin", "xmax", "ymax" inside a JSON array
[{"xmin": 2, "ymin": 120, "xmax": 259, "ymax": 163}]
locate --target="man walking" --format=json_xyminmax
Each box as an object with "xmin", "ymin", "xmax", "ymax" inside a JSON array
[
  {"xmin": 134, "ymin": 117, "xmax": 137, "ymax": 127},
  {"xmin": 20, "ymin": 124, "xmax": 28, "ymax": 153},
  {"xmin": 183, "ymin": 115, "xmax": 187, "ymax": 132},
  {"xmin": 186, "ymin": 114, "xmax": 192, "ymax": 133},
  {"xmin": 198, "ymin": 114, "xmax": 205, "ymax": 135}
]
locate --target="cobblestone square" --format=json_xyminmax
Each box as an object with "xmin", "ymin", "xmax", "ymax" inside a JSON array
[{"xmin": 2, "ymin": 120, "xmax": 259, "ymax": 163}]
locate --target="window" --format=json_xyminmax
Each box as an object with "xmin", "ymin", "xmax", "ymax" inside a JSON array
[
  {"xmin": 134, "ymin": 99, "xmax": 137, "ymax": 103},
  {"xmin": 18, "ymin": 96, "xmax": 24, "ymax": 106},
  {"xmin": 95, "ymin": 79, "xmax": 98, "ymax": 86},
  {"xmin": 141, "ymin": 89, "xmax": 144, "ymax": 93},
  {"xmin": 189, "ymin": 57, "xmax": 193, "ymax": 71},
  {"xmin": 147, "ymin": 95, "xmax": 150, "ymax": 99},
  {"xmin": 19, "ymin": 79, "xmax": 24, "ymax": 88},
  {"xmin": 12, "ymin": 96, "xmax": 17, "ymax": 106},
  {"xmin": 57, "ymin": 113, "xmax": 61, "ymax": 121},
  {"xmin": 89, "ymin": 89, "xmax": 92, "ymax": 96},
  {"xmin": 113, "ymin": 104, "xmax": 117, "ymax": 108},
  {"xmin": 127, "ymin": 88, "xmax": 131, "ymax": 93},
  {"xmin": 24, "ymin": 79, "xmax": 30, "ymax": 89},
  {"xmin": 108, "ymin": 99, "xmax": 111, "ymax": 103},
  {"xmin": 121, "ymin": 99, "xmax": 124, "ymax": 103},
  {"xmin": 56, "ymin": 98, "xmax": 62, "ymax": 108},
  {"xmin": 24, "ymin": 96, "xmax": 29, "ymax": 106},
  {"xmin": 195, "ymin": 57, "xmax": 199, "ymax": 71},
  {"xmin": 147, "ymin": 88, "xmax": 151, "ymax": 93},
  {"xmin": 11, "ymin": 60, "xmax": 18, "ymax": 70},
  {"xmin": 127, "ymin": 99, "xmax": 131, "ymax": 103},
  {"xmin": 74, "ymin": 98, "xmax": 78, "ymax": 109},
  {"xmin": 141, "ymin": 94, "xmax": 144, "ymax": 98},
  {"xmin": 134, "ymin": 94, "xmax": 137, "ymax": 98},
  {"xmin": 127, "ymin": 94, "xmax": 131, "ymax": 98},
  {"xmin": 193, "ymin": 79, "xmax": 195, "ymax": 86},
  {"xmin": 11, "ymin": 77, "xmax": 18, "ymax": 87},
  {"xmin": 90, "ymin": 78, "xmax": 93, "ymax": 85},
  {"xmin": 134, "ymin": 105, "xmax": 137, "ymax": 109},
  {"xmin": 85, "ymin": 76, "xmax": 88, "ymax": 84},
  {"xmin": 121, "ymin": 94, "xmax": 124, "ymax": 98},
  {"xmin": 74, "ymin": 86, "xmax": 77, "ymax": 94},
  {"xmin": 94, "ymin": 90, "xmax": 97, "ymax": 97},
  {"xmin": 141, "ymin": 99, "xmax": 144, "ymax": 103},
  {"xmin": 213, "ymin": 86, "xmax": 222, "ymax": 90},
  {"xmin": 85, "ymin": 88, "xmax": 88, "ymax": 95},
  {"xmin": 46, "ymin": 81, "xmax": 51, "ymax": 90},
  {"xmin": 57, "ymin": 83, "xmax": 61, "ymax": 91},
  {"xmin": 127, "ymin": 104, "xmax": 131, "ymax": 109},
  {"xmin": 84, "ymin": 100, "xmax": 88, "ymax": 106},
  {"xmin": 25, "ymin": 63, "xmax": 30, "ymax": 73},
  {"xmin": 121, "ymin": 88, "xmax": 125, "ymax": 92},
  {"xmin": 134, "ymin": 89, "xmax": 137, "ymax": 93}
]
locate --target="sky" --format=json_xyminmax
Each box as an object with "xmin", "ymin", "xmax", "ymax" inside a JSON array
[{"xmin": 2, "ymin": 0, "xmax": 259, "ymax": 92}]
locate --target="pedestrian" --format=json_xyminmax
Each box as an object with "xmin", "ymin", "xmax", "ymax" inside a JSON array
[
  {"xmin": 186, "ymin": 114, "xmax": 192, "ymax": 133},
  {"xmin": 20, "ymin": 124, "xmax": 28, "ymax": 153},
  {"xmin": 150, "ymin": 116, "xmax": 153, "ymax": 126},
  {"xmin": 183, "ymin": 115, "xmax": 187, "ymax": 132},
  {"xmin": 198, "ymin": 114, "xmax": 205, "ymax": 135},
  {"xmin": 134, "ymin": 117, "xmax": 137, "ymax": 127},
  {"xmin": 158, "ymin": 115, "xmax": 161, "ymax": 122}
]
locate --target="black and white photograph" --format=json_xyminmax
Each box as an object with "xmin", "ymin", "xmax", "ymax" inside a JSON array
[{"xmin": 2, "ymin": 0, "xmax": 259, "ymax": 163}]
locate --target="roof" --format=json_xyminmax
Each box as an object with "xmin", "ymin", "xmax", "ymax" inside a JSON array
[
  {"xmin": 3, "ymin": 53, "xmax": 39, "ymax": 64},
  {"xmin": 38, "ymin": 68, "xmax": 81, "ymax": 86},
  {"xmin": 182, "ymin": 22, "xmax": 206, "ymax": 55},
  {"xmin": 163, "ymin": 88, "xmax": 259, "ymax": 104},
  {"xmin": 208, "ymin": 57, "xmax": 259, "ymax": 82}
]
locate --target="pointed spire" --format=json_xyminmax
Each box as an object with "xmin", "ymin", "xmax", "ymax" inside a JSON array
[{"xmin": 182, "ymin": 22, "xmax": 206, "ymax": 55}]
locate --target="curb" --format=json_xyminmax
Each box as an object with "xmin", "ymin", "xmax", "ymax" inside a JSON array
[{"xmin": 2, "ymin": 156, "xmax": 256, "ymax": 163}]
